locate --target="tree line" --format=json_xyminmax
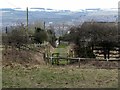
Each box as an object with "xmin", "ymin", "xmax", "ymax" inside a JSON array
[
  {"xmin": 2, "ymin": 21, "xmax": 120, "ymax": 59},
  {"xmin": 2, "ymin": 23, "xmax": 57, "ymax": 49},
  {"xmin": 60, "ymin": 22, "xmax": 119, "ymax": 59}
]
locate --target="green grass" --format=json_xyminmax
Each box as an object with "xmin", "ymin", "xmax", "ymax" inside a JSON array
[
  {"xmin": 59, "ymin": 59, "xmax": 69, "ymax": 65},
  {"xmin": 58, "ymin": 43, "xmax": 68, "ymax": 48},
  {"xmin": 2, "ymin": 65, "xmax": 118, "ymax": 88}
]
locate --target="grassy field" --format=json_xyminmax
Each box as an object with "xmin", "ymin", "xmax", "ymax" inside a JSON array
[
  {"xmin": 2, "ymin": 64, "xmax": 118, "ymax": 88},
  {"xmin": 2, "ymin": 44, "xmax": 119, "ymax": 88}
]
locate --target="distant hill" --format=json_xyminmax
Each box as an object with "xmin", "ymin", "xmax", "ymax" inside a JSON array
[{"xmin": 1, "ymin": 8, "xmax": 118, "ymax": 27}]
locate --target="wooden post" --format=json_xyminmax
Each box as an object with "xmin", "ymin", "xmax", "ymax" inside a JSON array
[
  {"xmin": 50, "ymin": 57, "xmax": 53, "ymax": 65},
  {"xmin": 43, "ymin": 53, "xmax": 45, "ymax": 61},
  {"xmin": 44, "ymin": 21, "xmax": 45, "ymax": 30},
  {"xmin": 26, "ymin": 7, "xmax": 29, "ymax": 48},
  {"xmin": 78, "ymin": 58, "xmax": 80, "ymax": 68},
  {"xmin": 57, "ymin": 53, "xmax": 59, "ymax": 65},
  {"xmin": 5, "ymin": 27, "xmax": 8, "ymax": 52},
  {"xmin": 118, "ymin": 47, "xmax": 120, "ymax": 58},
  {"xmin": 106, "ymin": 58, "xmax": 109, "ymax": 68},
  {"xmin": 26, "ymin": 7, "xmax": 28, "ymax": 32},
  {"xmin": 67, "ymin": 53, "xmax": 69, "ymax": 65},
  {"xmin": 51, "ymin": 54, "xmax": 54, "ymax": 65}
]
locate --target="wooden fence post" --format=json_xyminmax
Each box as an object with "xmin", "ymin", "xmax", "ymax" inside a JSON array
[
  {"xmin": 51, "ymin": 53, "xmax": 54, "ymax": 65},
  {"xmin": 106, "ymin": 58, "xmax": 109, "ymax": 68},
  {"xmin": 78, "ymin": 58, "xmax": 80, "ymax": 68},
  {"xmin": 67, "ymin": 53, "xmax": 69, "ymax": 65},
  {"xmin": 118, "ymin": 47, "xmax": 120, "ymax": 58},
  {"xmin": 57, "ymin": 53, "xmax": 59, "ymax": 65},
  {"xmin": 51, "ymin": 58, "xmax": 53, "ymax": 65}
]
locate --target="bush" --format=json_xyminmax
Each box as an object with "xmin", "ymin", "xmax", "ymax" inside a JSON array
[
  {"xmin": 2, "ymin": 24, "xmax": 30, "ymax": 49},
  {"xmin": 34, "ymin": 27, "xmax": 47, "ymax": 44},
  {"xmin": 47, "ymin": 29, "xmax": 56, "ymax": 47}
]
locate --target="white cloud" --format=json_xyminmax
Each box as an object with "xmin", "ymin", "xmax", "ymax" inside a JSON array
[{"xmin": 0, "ymin": 0, "xmax": 119, "ymax": 10}]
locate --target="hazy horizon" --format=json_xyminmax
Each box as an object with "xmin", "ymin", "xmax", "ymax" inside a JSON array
[{"xmin": 0, "ymin": 0, "xmax": 119, "ymax": 11}]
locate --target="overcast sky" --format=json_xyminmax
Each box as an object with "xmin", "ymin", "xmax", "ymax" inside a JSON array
[{"xmin": 0, "ymin": 0, "xmax": 119, "ymax": 11}]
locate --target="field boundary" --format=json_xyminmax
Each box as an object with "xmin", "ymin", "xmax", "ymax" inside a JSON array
[{"xmin": 44, "ymin": 52, "xmax": 120, "ymax": 68}]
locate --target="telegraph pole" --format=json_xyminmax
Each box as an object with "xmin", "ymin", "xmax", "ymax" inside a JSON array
[
  {"xmin": 27, "ymin": 7, "xmax": 28, "ymax": 32},
  {"xmin": 26, "ymin": 7, "xmax": 29, "ymax": 45}
]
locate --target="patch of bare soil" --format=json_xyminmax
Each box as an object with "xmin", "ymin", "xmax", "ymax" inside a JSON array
[
  {"xmin": 2, "ymin": 49, "xmax": 44, "ymax": 67},
  {"xmin": 2, "ymin": 44, "xmax": 55, "ymax": 67},
  {"xmin": 32, "ymin": 52, "xmax": 45, "ymax": 65}
]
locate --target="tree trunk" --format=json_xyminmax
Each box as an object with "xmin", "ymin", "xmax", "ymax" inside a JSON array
[
  {"xmin": 103, "ymin": 48, "xmax": 107, "ymax": 59},
  {"xmin": 107, "ymin": 49, "xmax": 110, "ymax": 59}
]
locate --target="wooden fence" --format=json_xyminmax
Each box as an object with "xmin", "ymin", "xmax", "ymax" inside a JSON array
[{"xmin": 43, "ymin": 52, "xmax": 120, "ymax": 67}]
